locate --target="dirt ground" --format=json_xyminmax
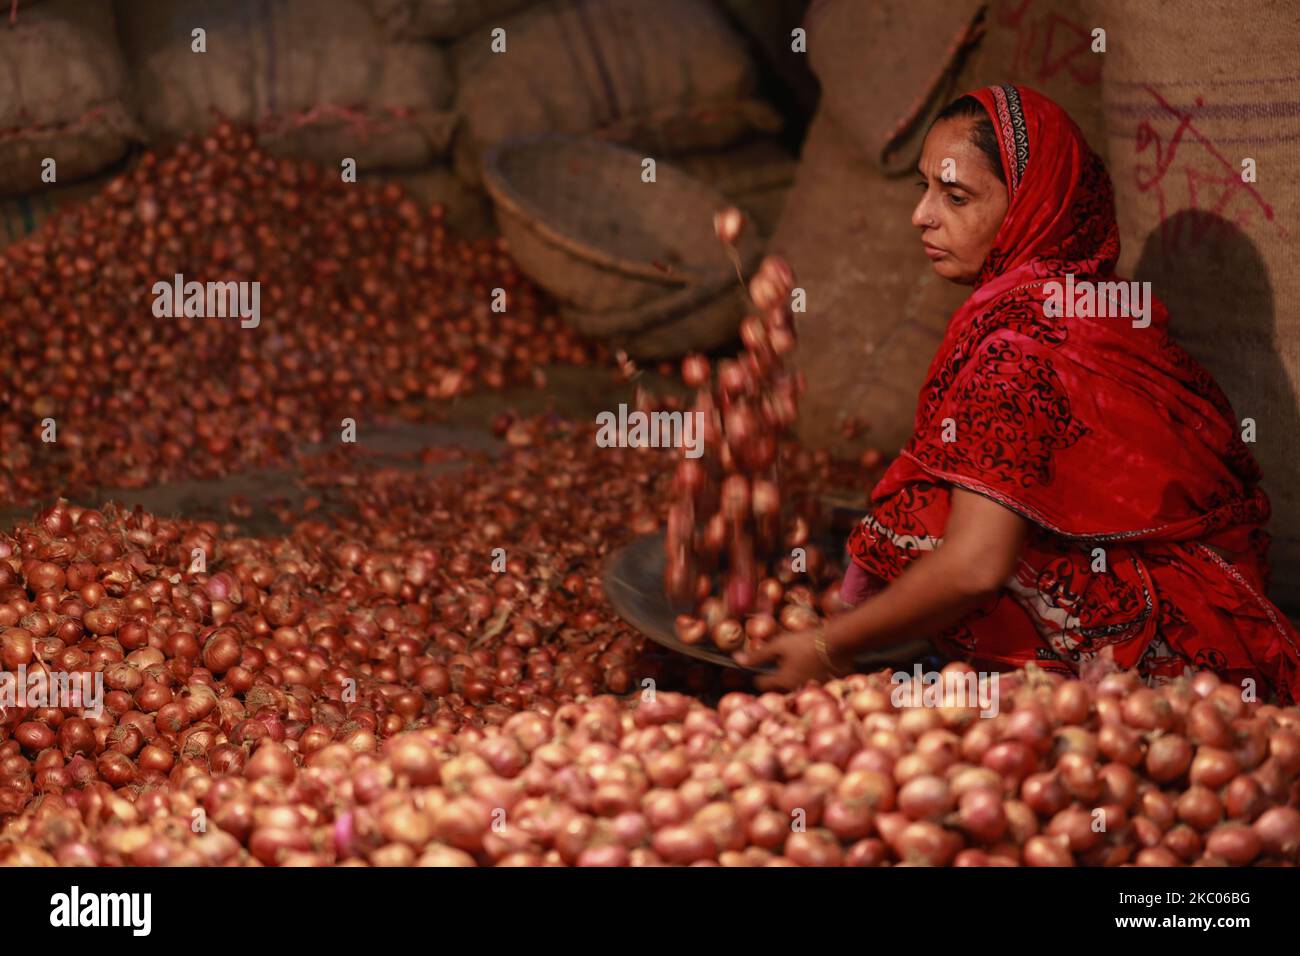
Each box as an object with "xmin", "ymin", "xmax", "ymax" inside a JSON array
[{"xmin": 0, "ymin": 364, "xmax": 682, "ymax": 538}]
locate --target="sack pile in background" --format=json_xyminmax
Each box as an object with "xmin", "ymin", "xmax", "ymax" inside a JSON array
[{"xmin": 0, "ymin": 0, "xmax": 802, "ymax": 350}]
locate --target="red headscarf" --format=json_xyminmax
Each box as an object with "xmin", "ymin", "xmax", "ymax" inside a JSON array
[{"xmin": 847, "ymin": 85, "xmax": 1299, "ymax": 700}]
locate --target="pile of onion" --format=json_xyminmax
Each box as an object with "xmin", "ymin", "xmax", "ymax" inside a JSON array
[
  {"xmin": 0, "ymin": 122, "xmax": 599, "ymax": 509},
  {"xmin": 4, "ymin": 659, "xmax": 1297, "ymax": 867}
]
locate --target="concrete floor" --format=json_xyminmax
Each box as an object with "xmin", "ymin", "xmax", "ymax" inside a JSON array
[{"xmin": 0, "ymin": 363, "xmax": 682, "ymax": 537}]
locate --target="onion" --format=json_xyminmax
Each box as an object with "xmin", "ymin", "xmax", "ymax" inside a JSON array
[
  {"xmin": 1131, "ymin": 815, "xmax": 1163, "ymax": 848},
  {"xmin": 1134, "ymin": 846, "xmax": 1183, "ymax": 866},
  {"xmin": 712, "ymin": 207, "xmax": 745, "ymax": 246},
  {"xmin": 1252, "ymin": 806, "xmax": 1300, "ymax": 859},
  {"xmin": 982, "ymin": 742, "xmax": 1036, "ymax": 783},
  {"xmin": 845, "ymin": 838, "xmax": 888, "ymax": 867},
  {"xmin": 1023, "ymin": 834, "xmax": 1074, "ymax": 867},
  {"xmin": 1050, "ymin": 681, "xmax": 1092, "ymax": 725},
  {"xmin": 1097, "ymin": 763, "xmax": 1138, "ymax": 809},
  {"xmin": 1176, "ymin": 786, "xmax": 1223, "ymax": 831},
  {"xmin": 786, "ymin": 829, "xmax": 844, "ymax": 866},
  {"xmin": 1020, "ymin": 772, "xmax": 1069, "ymax": 817},
  {"xmin": 681, "ymin": 354, "xmax": 711, "ymax": 389},
  {"xmin": 807, "ymin": 724, "xmax": 857, "ymax": 769},
  {"xmin": 1162, "ymin": 824, "xmax": 1203, "ymax": 863},
  {"xmin": 1121, "ymin": 688, "xmax": 1172, "ymax": 731},
  {"xmin": 744, "ymin": 614, "xmax": 778, "ymax": 643},
  {"xmin": 746, "ymin": 809, "xmax": 787, "ymax": 850},
  {"xmin": 822, "ymin": 797, "xmax": 873, "ymax": 841},
  {"xmin": 778, "ymin": 604, "xmax": 820, "ymax": 633},
  {"xmin": 1145, "ymin": 734, "xmax": 1192, "ymax": 783},
  {"xmin": 894, "ymin": 821, "xmax": 961, "ymax": 866},
  {"xmin": 1045, "ymin": 806, "xmax": 1102, "ymax": 853},
  {"xmin": 245, "ymin": 742, "xmax": 295, "ymax": 784},
  {"xmin": 1139, "ymin": 790, "xmax": 1177, "ymax": 831},
  {"xmin": 712, "ymin": 619, "xmax": 744, "ymax": 653},
  {"xmin": 1185, "ymin": 697, "xmax": 1232, "ymax": 749},
  {"xmin": 1097, "ymin": 723, "xmax": 1143, "ymax": 766},
  {"xmin": 652, "ymin": 824, "xmax": 715, "ymax": 864},
  {"xmin": 15, "ymin": 722, "xmax": 56, "ymax": 752},
  {"xmin": 1189, "ymin": 747, "xmax": 1239, "ymax": 789},
  {"xmin": 897, "ymin": 775, "xmax": 953, "ymax": 821},
  {"xmin": 998, "ymin": 801, "xmax": 1040, "ymax": 842},
  {"xmin": 955, "ymin": 788, "xmax": 1007, "ymax": 843},
  {"xmin": 1205, "ymin": 823, "xmax": 1260, "ymax": 865}
]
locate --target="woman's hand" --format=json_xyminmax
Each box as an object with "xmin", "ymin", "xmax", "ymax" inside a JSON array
[
  {"xmin": 736, "ymin": 629, "xmax": 849, "ymax": 691},
  {"xmin": 737, "ymin": 487, "xmax": 1029, "ymax": 692}
]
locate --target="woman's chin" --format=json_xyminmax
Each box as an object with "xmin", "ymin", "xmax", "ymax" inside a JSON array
[{"xmin": 928, "ymin": 258, "xmax": 977, "ymax": 285}]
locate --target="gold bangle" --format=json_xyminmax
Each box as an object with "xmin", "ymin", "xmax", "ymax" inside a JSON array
[{"xmin": 814, "ymin": 632, "xmax": 850, "ymax": 677}]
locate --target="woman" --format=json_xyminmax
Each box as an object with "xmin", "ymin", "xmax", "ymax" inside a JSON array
[{"xmin": 740, "ymin": 85, "xmax": 1300, "ymax": 703}]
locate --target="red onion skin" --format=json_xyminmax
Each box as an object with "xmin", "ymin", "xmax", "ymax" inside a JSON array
[
  {"xmin": 1023, "ymin": 834, "xmax": 1074, "ymax": 867},
  {"xmin": 1253, "ymin": 807, "xmax": 1300, "ymax": 860},
  {"xmin": 1163, "ymin": 825, "xmax": 1203, "ymax": 863},
  {"xmin": 1205, "ymin": 823, "xmax": 1261, "ymax": 865},
  {"xmin": 1135, "ymin": 846, "xmax": 1183, "ymax": 867}
]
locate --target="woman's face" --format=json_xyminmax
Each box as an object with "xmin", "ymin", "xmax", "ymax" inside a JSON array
[{"xmin": 912, "ymin": 118, "xmax": 1009, "ymax": 284}]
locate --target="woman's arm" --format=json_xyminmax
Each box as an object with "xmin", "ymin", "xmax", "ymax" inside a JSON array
[{"xmin": 738, "ymin": 486, "xmax": 1029, "ymax": 690}]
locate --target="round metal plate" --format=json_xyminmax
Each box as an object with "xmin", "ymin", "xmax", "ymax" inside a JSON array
[
  {"xmin": 603, "ymin": 531, "xmax": 749, "ymax": 669},
  {"xmin": 603, "ymin": 532, "xmax": 937, "ymax": 674}
]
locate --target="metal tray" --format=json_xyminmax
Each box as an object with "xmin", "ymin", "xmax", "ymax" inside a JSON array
[{"xmin": 603, "ymin": 532, "xmax": 935, "ymax": 674}]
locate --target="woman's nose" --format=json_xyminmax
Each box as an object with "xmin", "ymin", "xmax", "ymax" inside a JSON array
[{"xmin": 911, "ymin": 192, "xmax": 935, "ymax": 231}]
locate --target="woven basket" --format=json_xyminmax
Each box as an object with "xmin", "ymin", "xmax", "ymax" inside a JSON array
[
  {"xmin": 482, "ymin": 136, "xmax": 762, "ymax": 313},
  {"xmin": 562, "ymin": 275, "xmax": 752, "ymax": 360}
]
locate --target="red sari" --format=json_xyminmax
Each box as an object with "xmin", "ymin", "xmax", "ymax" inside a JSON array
[{"xmin": 845, "ymin": 85, "xmax": 1300, "ymax": 703}]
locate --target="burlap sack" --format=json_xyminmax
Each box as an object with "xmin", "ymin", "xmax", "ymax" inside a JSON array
[
  {"xmin": 772, "ymin": 110, "xmax": 970, "ymax": 457},
  {"xmin": 807, "ymin": 0, "xmax": 986, "ymax": 176},
  {"xmin": 714, "ymin": 0, "xmax": 818, "ymax": 113},
  {"xmin": 0, "ymin": 172, "xmax": 113, "ymax": 249},
  {"xmin": 960, "ymin": 0, "xmax": 1106, "ymax": 152},
  {"xmin": 363, "ymin": 0, "xmax": 537, "ymax": 38},
  {"xmin": 1094, "ymin": 0, "xmax": 1300, "ymax": 611},
  {"xmin": 114, "ymin": 0, "xmax": 456, "ymax": 170},
  {"xmin": 672, "ymin": 138, "xmax": 797, "ymax": 237},
  {"xmin": 0, "ymin": 0, "xmax": 137, "ymax": 197},
  {"xmin": 452, "ymin": 0, "xmax": 781, "ymax": 185},
  {"xmin": 809, "ymin": 0, "xmax": 1108, "ymax": 174}
]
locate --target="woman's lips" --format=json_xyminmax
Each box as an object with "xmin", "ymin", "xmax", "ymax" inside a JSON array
[{"xmin": 923, "ymin": 242, "xmax": 947, "ymax": 261}]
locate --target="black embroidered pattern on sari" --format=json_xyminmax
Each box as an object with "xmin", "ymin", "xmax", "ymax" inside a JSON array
[
  {"xmin": 848, "ymin": 482, "xmax": 941, "ymax": 580},
  {"xmin": 911, "ymin": 335, "xmax": 1090, "ymax": 490}
]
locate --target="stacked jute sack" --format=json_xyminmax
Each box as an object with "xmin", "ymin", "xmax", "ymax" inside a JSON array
[
  {"xmin": 1, "ymin": 0, "xmax": 802, "ymax": 355},
  {"xmin": 0, "ymin": 0, "xmax": 137, "ymax": 245},
  {"xmin": 777, "ymin": 0, "xmax": 1109, "ymax": 459},
  {"xmin": 2, "ymin": 0, "xmax": 473, "ymax": 243},
  {"xmin": 366, "ymin": 0, "xmax": 801, "ymax": 246},
  {"xmin": 1089, "ymin": 0, "xmax": 1300, "ymax": 614}
]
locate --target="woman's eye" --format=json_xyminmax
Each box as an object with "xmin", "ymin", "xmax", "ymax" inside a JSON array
[
  {"xmin": 915, "ymin": 180, "xmax": 928, "ymax": 190},
  {"xmin": 947, "ymin": 193, "xmax": 968, "ymax": 206}
]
